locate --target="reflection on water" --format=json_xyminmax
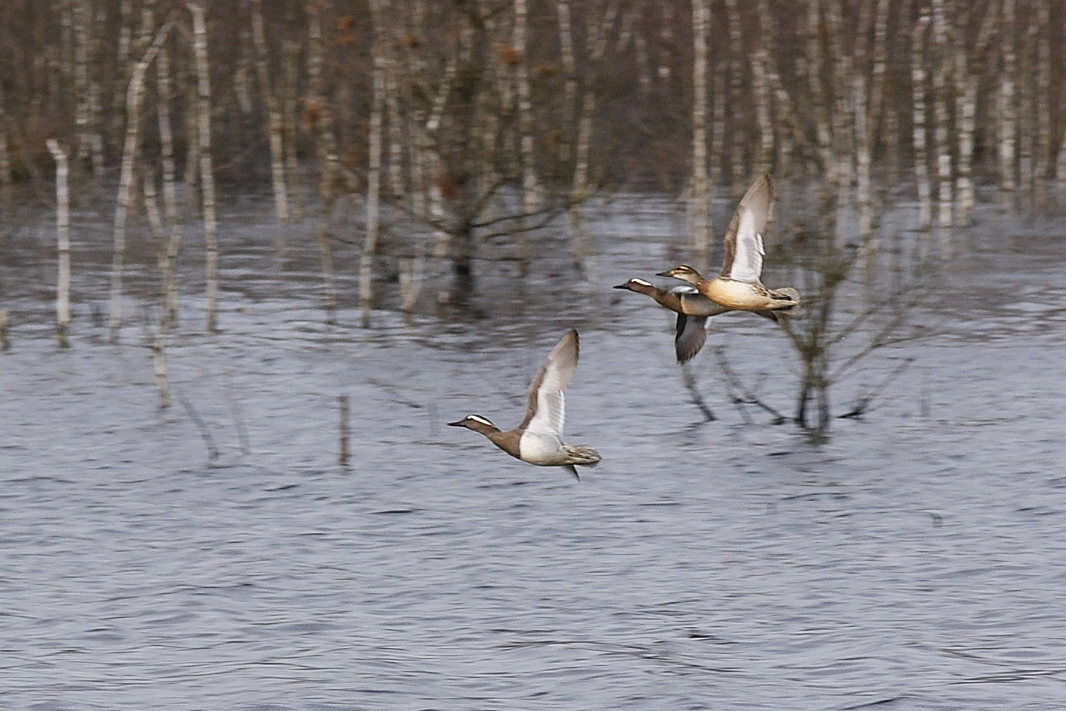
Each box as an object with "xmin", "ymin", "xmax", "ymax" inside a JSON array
[{"xmin": 2, "ymin": 199, "xmax": 1065, "ymax": 709}]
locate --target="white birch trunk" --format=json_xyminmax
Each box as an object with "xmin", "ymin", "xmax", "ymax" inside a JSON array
[
  {"xmin": 911, "ymin": 12, "xmax": 932, "ymax": 241},
  {"xmin": 361, "ymin": 0, "xmax": 387, "ymax": 327},
  {"xmin": 931, "ymin": 0, "xmax": 952, "ymax": 254},
  {"xmin": 384, "ymin": 65, "xmax": 405, "ymax": 201},
  {"xmin": 724, "ymin": 0, "xmax": 745, "ymax": 190},
  {"xmin": 997, "ymin": 0, "xmax": 1017, "ymax": 203},
  {"xmin": 47, "ymin": 140, "xmax": 71, "ymax": 348},
  {"xmin": 109, "ymin": 21, "xmax": 172, "ymax": 340},
  {"xmin": 187, "ymin": 3, "xmax": 220, "ymax": 333},
  {"xmin": 955, "ymin": 54, "xmax": 977, "ymax": 227},
  {"xmin": 113, "ymin": 0, "xmax": 133, "ymax": 137},
  {"xmin": 72, "ymin": 0, "xmax": 93, "ymax": 172},
  {"xmin": 1035, "ymin": 0, "xmax": 1050, "ymax": 201},
  {"xmin": 251, "ymin": 0, "xmax": 290, "ymax": 229},
  {"xmin": 689, "ymin": 0, "xmax": 711, "ymax": 268},
  {"xmin": 554, "ymin": 0, "xmax": 578, "ymax": 165},
  {"xmin": 141, "ymin": 169, "xmax": 171, "ymax": 408},
  {"xmin": 1017, "ymin": 7, "xmax": 1036, "ymax": 208},
  {"xmin": 853, "ymin": 75, "xmax": 874, "ymax": 273},
  {"xmin": 156, "ymin": 44, "xmax": 183, "ymax": 325},
  {"xmin": 307, "ymin": 3, "xmax": 339, "ymax": 319}
]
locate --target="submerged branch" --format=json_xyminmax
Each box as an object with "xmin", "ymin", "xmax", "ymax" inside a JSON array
[
  {"xmin": 838, "ymin": 357, "xmax": 913, "ymax": 419},
  {"xmin": 678, "ymin": 362, "xmax": 715, "ymax": 423},
  {"xmin": 713, "ymin": 345, "xmax": 787, "ymax": 425}
]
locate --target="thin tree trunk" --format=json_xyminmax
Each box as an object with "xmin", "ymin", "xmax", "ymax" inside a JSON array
[
  {"xmin": 72, "ymin": 0, "xmax": 99, "ymax": 175},
  {"xmin": 711, "ymin": 63, "xmax": 725, "ymax": 193},
  {"xmin": 997, "ymin": 0, "xmax": 1017, "ymax": 205},
  {"xmin": 955, "ymin": 48, "xmax": 976, "ymax": 227},
  {"xmin": 911, "ymin": 10, "xmax": 932, "ymax": 247},
  {"xmin": 1034, "ymin": 0, "xmax": 1050, "ymax": 207},
  {"xmin": 514, "ymin": 0, "xmax": 537, "ymax": 220},
  {"xmin": 751, "ymin": 0, "xmax": 773, "ymax": 177},
  {"xmin": 569, "ymin": 1, "xmax": 616, "ymax": 275},
  {"xmin": 157, "ymin": 42, "xmax": 183, "ymax": 325},
  {"xmin": 759, "ymin": 0, "xmax": 791, "ymax": 175},
  {"xmin": 361, "ymin": 0, "xmax": 387, "ymax": 327},
  {"xmin": 307, "ymin": 2, "xmax": 338, "ymax": 320},
  {"xmin": 0, "ymin": 81, "xmax": 10, "ymax": 200},
  {"xmin": 46, "ymin": 139, "xmax": 71, "ymax": 348},
  {"xmin": 931, "ymin": 0, "xmax": 952, "ymax": 255},
  {"xmin": 689, "ymin": 0, "xmax": 711, "ymax": 269},
  {"xmin": 805, "ymin": 0, "xmax": 834, "ymax": 191},
  {"xmin": 113, "ymin": 0, "xmax": 134, "ymax": 137},
  {"xmin": 723, "ymin": 0, "xmax": 744, "ymax": 190},
  {"xmin": 423, "ymin": 49, "xmax": 459, "ymax": 304},
  {"xmin": 853, "ymin": 74, "xmax": 875, "ymax": 276},
  {"xmin": 142, "ymin": 172, "xmax": 171, "ymax": 409},
  {"xmin": 824, "ymin": 0, "xmax": 853, "ymax": 247},
  {"xmin": 554, "ymin": 0, "xmax": 578, "ymax": 166},
  {"xmin": 283, "ymin": 39, "xmax": 305, "ymax": 225},
  {"xmin": 187, "ymin": 3, "xmax": 220, "ymax": 333},
  {"xmin": 251, "ymin": 0, "xmax": 290, "ymax": 230},
  {"xmin": 109, "ymin": 20, "xmax": 173, "ymax": 341}
]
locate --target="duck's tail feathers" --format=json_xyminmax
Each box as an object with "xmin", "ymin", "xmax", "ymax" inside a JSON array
[{"xmin": 567, "ymin": 446, "xmax": 602, "ymax": 467}]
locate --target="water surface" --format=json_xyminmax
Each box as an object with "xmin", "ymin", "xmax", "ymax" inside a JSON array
[{"xmin": 2, "ymin": 199, "xmax": 1065, "ymax": 709}]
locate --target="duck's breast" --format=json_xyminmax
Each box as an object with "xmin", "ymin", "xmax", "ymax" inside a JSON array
[{"xmin": 518, "ymin": 430, "xmax": 566, "ymax": 465}]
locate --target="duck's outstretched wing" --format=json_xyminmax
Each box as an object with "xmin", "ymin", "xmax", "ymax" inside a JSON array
[
  {"xmin": 721, "ymin": 174, "xmax": 774, "ymax": 283},
  {"xmin": 520, "ymin": 329, "xmax": 579, "ymax": 438},
  {"xmin": 674, "ymin": 314, "xmax": 709, "ymax": 364}
]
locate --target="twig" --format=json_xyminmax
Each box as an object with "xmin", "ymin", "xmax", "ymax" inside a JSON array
[{"xmin": 839, "ymin": 357, "xmax": 913, "ymax": 419}]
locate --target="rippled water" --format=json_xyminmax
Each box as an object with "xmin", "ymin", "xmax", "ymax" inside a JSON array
[{"xmin": 2, "ymin": 197, "xmax": 1065, "ymax": 709}]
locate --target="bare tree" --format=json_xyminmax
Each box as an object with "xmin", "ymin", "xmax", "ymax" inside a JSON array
[
  {"xmin": 46, "ymin": 139, "xmax": 72, "ymax": 348},
  {"xmin": 109, "ymin": 20, "xmax": 173, "ymax": 341},
  {"xmin": 187, "ymin": 2, "xmax": 220, "ymax": 333},
  {"xmin": 360, "ymin": 0, "xmax": 388, "ymax": 327},
  {"xmin": 688, "ymin": 0, "xmax": 711, "ymax": 269}
]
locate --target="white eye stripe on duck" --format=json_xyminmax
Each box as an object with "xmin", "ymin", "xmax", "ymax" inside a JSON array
[
  {"xmin": 628, "ymin": 278, "xmax": 654, "ymax": 287},
  {"xmin": 464, "ymin": 414, "xmax": 495, "ymax": 427}
]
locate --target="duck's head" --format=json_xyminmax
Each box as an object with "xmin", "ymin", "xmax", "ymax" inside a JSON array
[
  {"xmin": 613, "ymin": 277, "xmax": 656, "ymax": 294},
  {"xmin": 656, "ymin": 264, "xmax": 704, "ymax": 285},
  {"xmin": 448, "ymin": 414, "xmax": 499, "ymax": 435}
]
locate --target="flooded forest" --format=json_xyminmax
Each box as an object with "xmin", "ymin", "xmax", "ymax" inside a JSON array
[
  {"xmin": 5, "ymin": 3, "xmax": 1066, "ymax": 708},
  {"xmin": 1, "ymin": 0, "xmax": 1065, "ymax": 431}
]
